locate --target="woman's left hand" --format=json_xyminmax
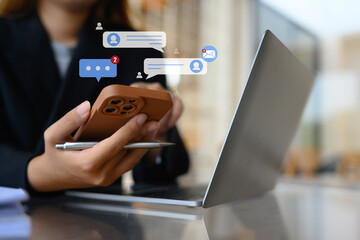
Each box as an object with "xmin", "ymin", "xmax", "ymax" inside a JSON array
[{"xmin": 130, "ymin": 82, "xmax": 184, "ymax": 136}]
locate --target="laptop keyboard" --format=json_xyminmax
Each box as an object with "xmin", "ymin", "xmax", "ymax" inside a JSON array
[
  {"xmin": 131, "ymin": 185, "xmax": 207, "ymax": 201},
  {"xmin": 72, "ymin": 184, "xmax": 207, "ymax": 202}
]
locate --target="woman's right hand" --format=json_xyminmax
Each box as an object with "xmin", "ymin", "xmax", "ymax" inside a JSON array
[{"xmin": 27, "ymin": 101, "xmax": 160, "ymax": 192}]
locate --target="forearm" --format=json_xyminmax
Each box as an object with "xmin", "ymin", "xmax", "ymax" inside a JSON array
[
  {"xmin": 0, "ymin": 143, "xmax": 37, "ymax": 189},
  {"xmin": 27, "ymin": 154, "xmax": 79, "ymax": 192}
]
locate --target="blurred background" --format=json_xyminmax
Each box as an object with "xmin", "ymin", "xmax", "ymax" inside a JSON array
[{"xmin": 126, "ymin": 0, "xmax": 360, "ymax": 185}]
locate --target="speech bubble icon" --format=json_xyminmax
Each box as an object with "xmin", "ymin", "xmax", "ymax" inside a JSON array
[
  {"xmin": 144, "ymin": 58, "xmax": 207, "ymax": 80},
  {"xmin": 79, "ymin": 59, "xmax": 117, "ymax": 82},
  {"xmin": 103, "ymin": 31, "xmax": 166, "ymax": 53}
]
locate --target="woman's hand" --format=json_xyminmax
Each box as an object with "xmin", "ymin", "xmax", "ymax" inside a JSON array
[
  {"xmin": 130, "ymin": 82, "xmax": 184, "ymax": 136},
  {"xmin": 27, "ymin": 101, "xmax": 160, "ymax": 192}
]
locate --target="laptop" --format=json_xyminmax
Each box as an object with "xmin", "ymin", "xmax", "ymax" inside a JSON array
[{"xmin": 66, "ymin": 30, "xmax": 315, "ymax": 208}]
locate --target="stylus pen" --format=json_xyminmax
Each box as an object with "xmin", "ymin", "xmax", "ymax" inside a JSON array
[{"xmin": 55, "ymin": 142, "xmax": 175, "ymax": 150}]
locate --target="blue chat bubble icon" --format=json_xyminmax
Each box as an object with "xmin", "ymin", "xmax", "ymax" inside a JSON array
[
  {"xmin": 79, "ymin": 59, "xmax": 117, "ymax": 82},
  {"xmin": 103, "ymin": 31, "xmax": 166, "ymax": 53}
]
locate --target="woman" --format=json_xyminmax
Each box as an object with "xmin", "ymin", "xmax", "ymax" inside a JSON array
[{"xmin": 0, "ymin": 0, "xmax": 189, "ymax": 192}]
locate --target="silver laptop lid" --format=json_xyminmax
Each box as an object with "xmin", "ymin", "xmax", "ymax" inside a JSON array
[{"xmin": 203, "ymin": 30, "xmax": 315, "ymax": 208}]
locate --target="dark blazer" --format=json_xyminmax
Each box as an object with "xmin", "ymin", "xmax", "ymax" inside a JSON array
[{"xmin": 0, "ymin": 11, "xmax": 189, "ymax": 191}]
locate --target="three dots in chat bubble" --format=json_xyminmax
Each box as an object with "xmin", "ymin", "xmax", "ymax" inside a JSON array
[
  {"xmin": 79, "ymin": 57, "xmax": 118, "ymax": 82},
  {"xmin": 82, "ymin": 29, "xmax": 218, "ymax": 82}
]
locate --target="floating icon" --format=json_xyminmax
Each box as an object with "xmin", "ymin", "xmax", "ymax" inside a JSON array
[
  {"xmin": 136, "ymin": 72, "xmax": 143, "ymax": 79},
  {"xmin": 201, "ymin": 45, "xmax": 217, "ymax": 62},
  {"xmin": 96, "ymin": 22, "xmax": 103, "ymax": 30},
  {"xmin": 144, "ymin": 58, "xmax": 207, "ymax": 80},
  {"xmin": 79, "ymin": 59, "xmax": 117, "ymax": 82},
  {"xmin": 103, "ymin": 31, "xmax": 166, "ymax": 52},
  {"xmin": 190, "ymin": 60, "xmax": 203, "ymax": 73},
  {"xmin": 111, "ymin": 55, "xmax": 119, "ymax": 64},
  {"xmin": 107, "ymin": 33, "xmax": 120, "ymax": 46}
]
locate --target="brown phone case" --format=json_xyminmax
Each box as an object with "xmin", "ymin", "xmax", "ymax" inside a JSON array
[{"xmin": 73, "ymin": 84, "xmax": 173, "ymax": 141}]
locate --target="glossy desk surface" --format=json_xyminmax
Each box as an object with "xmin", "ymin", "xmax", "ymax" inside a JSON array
[{"xmin": 22, "ymin": 179, "xmax": 360, "ymax": 240}]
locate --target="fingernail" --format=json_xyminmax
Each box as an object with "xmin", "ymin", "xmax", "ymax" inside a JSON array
[
  {"xmin": 137, "ymin": 114, "xmax": 147, "ymax": 126},
  {"xmin": 148, "ymin": 123, "xmax": 160, "ymax": 138},
  {"xmin": 76, "ymin": 101, "xmax": 90, "ymax": 118}
]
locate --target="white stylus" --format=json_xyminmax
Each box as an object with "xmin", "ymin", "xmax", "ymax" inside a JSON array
[{"xmin": 55, "ymin": 142, "xmax": 175, "ymax": 150}]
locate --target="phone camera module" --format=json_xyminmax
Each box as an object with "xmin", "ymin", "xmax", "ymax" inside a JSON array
[
  {"xmin": 111, "ymin": 100, "xmax": 122, "ymax": 104},
  {"xmin": 123, "ymin": 105, "xmax": 133, "ymax": 110},
  {"xmin": 105, "ymin": 107, "xmax": 116, "ymax": 113}
]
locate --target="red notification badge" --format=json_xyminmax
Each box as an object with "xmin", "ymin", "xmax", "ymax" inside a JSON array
[{"xmin": 111, "ymin": 55, "xmax": 119, "ymax": 64}]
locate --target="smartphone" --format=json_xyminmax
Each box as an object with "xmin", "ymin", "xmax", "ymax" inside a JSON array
[{"xmin": 73, "ymin": 84, "xmax": 173, "ymax": 141}]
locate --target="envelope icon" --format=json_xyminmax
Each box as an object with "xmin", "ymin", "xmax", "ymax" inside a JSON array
[{"xmin": 203, "ymin": 50, "xmax": 216, "ymax": 58}]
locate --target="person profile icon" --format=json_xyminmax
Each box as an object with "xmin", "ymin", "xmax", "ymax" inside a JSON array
[
  {"xmin": 95, "ymin": 22, "xmax": 103, "ymax": 30},
  {"xmin": 107, "ymin": 33, "xmax": 120, "ymax": 46},
  {"xmin": 110, "ymin": 35, "xmax": 118, "ymax": 44},
  {"xmin": 192, "ymin": 62, "xmax": 200, "ymax": 71},
  {"xmin": 190, "ymin": 60, "xmax": 203, "ymax": 73},
  {"xmin": 136, "ymin": 72, "xmax": 143, "ymax": 79}
]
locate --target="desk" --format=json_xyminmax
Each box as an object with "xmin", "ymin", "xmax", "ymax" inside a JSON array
[{"xmin": 21, "ymin": 180, "xmax": 360, "ymax": 240}]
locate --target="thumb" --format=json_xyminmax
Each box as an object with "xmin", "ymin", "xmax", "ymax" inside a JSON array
[{"xmin": 44, "ymin": 101, "xmax": 90, "ymax": 145}]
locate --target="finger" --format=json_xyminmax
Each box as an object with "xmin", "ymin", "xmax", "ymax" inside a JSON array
[
  {"xmin": 113, "ymin": 149, "xmax": 147, "ymax": 177},
  {"xmin": 45, "ymin": 101, "xmax": 90, "ymax": 145},
  {"xmin": 158, "ymin": 111, "xmax": 172, "ymax": 134},
  {"xmin": 99, "ymin": 149, "xmax": 128, "ymax": 177},
  {"xmin": 90, "ymin": 114, "xmax": 147, "ymax": 158},
  {"xmin": 103, "ymin": 126, "xmax": 159, "ymax": 184},
  {"xmin": 146, "ymin": 82, "xmax": 164, "ymax": 91},
  {"xmin": 111, "ymin": 131, "xmax": 156, "ymax": 180},
  {"xmin": 133, "ymin": 121, "xmax": 160, "ymax": 142},
  {"xmin": 130, "ymin": 82, "xmax": 147, "ymax": 88},
  {"xmin": 167, "ymin": 97, "xmax": 184, "ymax": 128},
  {"xmin": 96, "ymin": 121, "xmax": 158, "ymax": 170},
  {"xmin": 131, "ymin": 82, "xmax": 165, "ymax": 91},
  {"xmin": 89, "ymin": 115, "xmax": 159, "ymax": 162}
]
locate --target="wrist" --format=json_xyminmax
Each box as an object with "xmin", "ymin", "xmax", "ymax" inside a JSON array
[{"xmin": 27, "ymin": 154, "xmax": 64, "ymax": 192}]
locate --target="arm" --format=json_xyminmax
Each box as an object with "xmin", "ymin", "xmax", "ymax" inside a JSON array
[
  {"xmin": 0, "ymin": 53, "xmax": 38, "ymax": 189},
  {"xmin": 0, "ymin": 96, "xmax": 159, "ymax": 191},
  {"xmin": 0, "ymin": 141, "xmax": 37, "ymax": 189}
]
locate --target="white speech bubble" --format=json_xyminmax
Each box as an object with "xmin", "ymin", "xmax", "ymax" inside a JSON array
[
  {"xmin": 103, "ymin": 31, "xmax": 166, "ymax": 52},
  {"xmin": 144, "ymin": 58, "xmax": 207, "ymax": 80}
]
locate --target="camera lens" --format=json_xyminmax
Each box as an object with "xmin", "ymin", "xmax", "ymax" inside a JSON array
[
  {"xmin": 123, "ymin": 105, "xmax": 133, "ymax": 110},
  {"xmin": 111, "ymin": 100, "xmax": 122, "ymax": 104},
  {"xmin": 121, "ymin": 111, "xmax": 127, "ymax": 114},
  {"xmin": 129, "ymin": 99, "xmax": 136, "ymax": 103},
  {"xmin": 105, "ymin": 108, "xmax": 116, "ymax": 113}
]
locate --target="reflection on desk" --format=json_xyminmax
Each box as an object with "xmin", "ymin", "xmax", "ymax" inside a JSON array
[
  {"xmin": 0, "ymin": 203, "xmax": 31, "ymax": 240},
  {"xmin": 24, "ymin": 181, "xmax": 360, "ymax": 240}
]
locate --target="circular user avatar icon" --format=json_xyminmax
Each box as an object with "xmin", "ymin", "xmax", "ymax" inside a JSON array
[
  {"xmin": 190, "ymin": 60, "xmax": 203, "ymax": 73},
  {"xmin": 201, "ymin": 45, "xmax": 217, "ymax": 62},
  {"xmin": 107, "ymin": 33, "xmax": 120, "ymax": 46}
]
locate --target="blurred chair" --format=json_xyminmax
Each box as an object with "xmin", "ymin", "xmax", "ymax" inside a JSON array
[
  {"xmin": 283, "ymin": 148, "xmax": 320, "ymax": 177},
  {"xmin": 337, "ymin": 152, "xmax": 360, "ymax": 181}
]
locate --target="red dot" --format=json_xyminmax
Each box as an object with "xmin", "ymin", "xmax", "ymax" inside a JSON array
[
  {"xmin": 111, "ymin": 55, "xmax": 119, "ymax": 64},
  {"xmin": 202, "ymin": 49, "xmax": 206, "ymax": 53}
]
